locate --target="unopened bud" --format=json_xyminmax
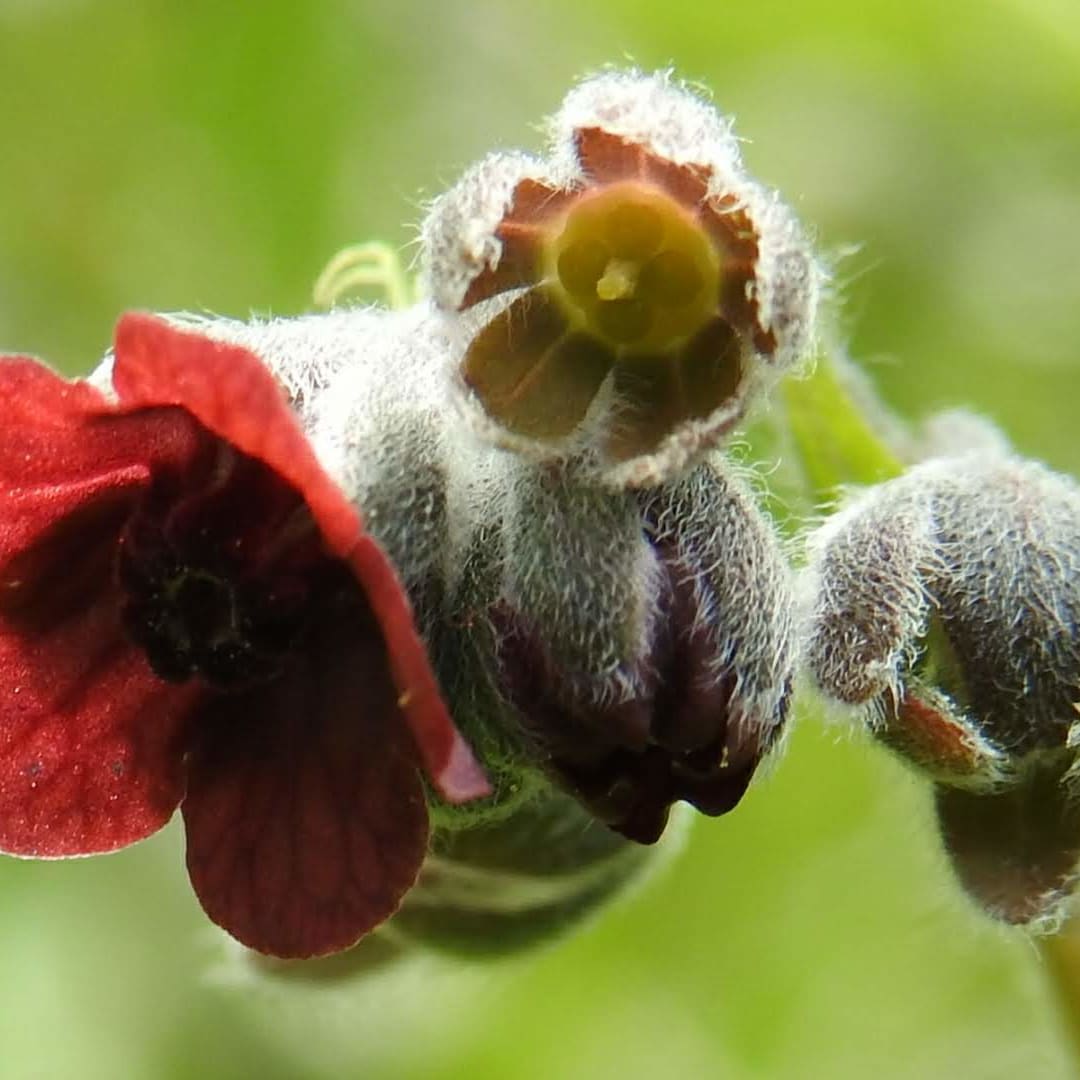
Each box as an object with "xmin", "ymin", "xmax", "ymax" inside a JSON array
[
  {"xmin": 804, "ymin": 454, "xmax": 1080, "ymax": 927},
  {"xmin": 390, "ymin": 791, "xmax": 689, "ymax": 957},
  {"xmin": 481, "ymin": 455, "xmax": 794, "ymax": 842}
]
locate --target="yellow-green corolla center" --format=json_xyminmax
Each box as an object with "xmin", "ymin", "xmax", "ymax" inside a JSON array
[{"xmin": 544, "ymin": 180, "xmax": 721, "ymax": 353}]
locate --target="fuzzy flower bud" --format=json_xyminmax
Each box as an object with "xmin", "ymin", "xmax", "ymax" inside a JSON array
[
  {"xmin": 388, "ymin": 791, "xmax": 690, "ymax": 957},
  {"xmin": 803, "ymin": 454, "xmax": 1080, "ymax": 927},
  {"xmin": 454, "ymin": 453, "xmax": 795, "ymax": 843},
  {"xmin": 422, "ymin": 69, "xmax": 821, "ymax": 486}
]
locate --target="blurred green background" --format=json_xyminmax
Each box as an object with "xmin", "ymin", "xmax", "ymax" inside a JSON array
[{"xmin": 1, "ymin": 1, "xmax": 1079, "ymax": 1077}]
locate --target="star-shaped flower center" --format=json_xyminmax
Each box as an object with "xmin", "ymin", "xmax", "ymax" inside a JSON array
[{"xmin": 546, "ymin": 180, "xmax": 721, "ymax": 353}]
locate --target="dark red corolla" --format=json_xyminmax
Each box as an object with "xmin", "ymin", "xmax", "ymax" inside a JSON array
[{"xmin": 0, "ymin": 312, "xmax": 489, "ymax": 958}]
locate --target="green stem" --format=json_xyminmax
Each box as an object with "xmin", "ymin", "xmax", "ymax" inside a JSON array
[
  {"xmin": 780, "ymin": 351, "xmax": 905, "ymax": 501},
  {"xmin": 312, "ymin": 241, "xmax": 414, "ymax": 311}
]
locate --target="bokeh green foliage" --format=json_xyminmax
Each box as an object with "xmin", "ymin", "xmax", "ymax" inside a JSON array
[{"xmin": 0, "ymin": 2, "xmax": 1078, "ymax": 1077}]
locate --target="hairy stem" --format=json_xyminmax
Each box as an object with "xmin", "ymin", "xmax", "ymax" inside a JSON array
[{"xmin": 781, "ymin": 350, "xmax": 905, "ymax": 501}]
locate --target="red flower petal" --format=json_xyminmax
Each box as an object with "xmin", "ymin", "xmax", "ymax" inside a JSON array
[
  {"xmin": 0, "ymin": 357, "xmax": 205, "ymax": 556},
  {"xmin": 112, "ymin": 313, "xmax": 490, "ymax": 804},
  {"xmin": 574, "ymin": 128, "xmax": 711, "ymax": 207},
  {"xmin": 0, "ymin": 602, "xmax": 198, "ymax": 856},
  {"xmin": 0, "ymin": 357, "xmax": 203, "ymax": 855},
  {"xmin": 182, "ymin": 612, "xmax": 429, "ymax": 958}
]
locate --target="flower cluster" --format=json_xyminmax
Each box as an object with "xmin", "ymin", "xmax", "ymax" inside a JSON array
[
  {"xmin": 0, "ymin": 70, "xmax": 816, "ymax": 961},
  {"xmin": 3, "ymin": 65, "xmax": 1075, "ymax": 969}
]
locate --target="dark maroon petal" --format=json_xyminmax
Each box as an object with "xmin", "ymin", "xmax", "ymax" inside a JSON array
[
  {"xmin": 112, "ymin": 313, "xmax": 489, "ymax": 803},
  {"xmin": 183, "ymin": 611, "xmax": 430, "ymax": 958},
  {"xmin": 461, "ymin": 178, "xmax": 578, "ymax": 309},
  {"xmin": 574, "ymin": 128, "xmax": 711, "ymax": 207},
  {"xmin": 0, "ymin": 355, "xmax": 205, "ymax": 855},
  {"xmin": 935, "ymin": 769, "xmax": 1080, "ymax": 925},
  {"xmin": 697, "ymin": 196, "xmax": 773, "ymax": 352},
  {"xmin": 462, "ymin": 289, "xmax": 614, "ymax": 440},
  {"xmin": 492, "ymin": 604, "xmax": 756, "ymax": 845}
]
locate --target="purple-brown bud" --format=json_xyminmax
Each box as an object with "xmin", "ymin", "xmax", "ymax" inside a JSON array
[{"xmin": 487, "ymin": 458, "xmax": 794, "ymax": 842}]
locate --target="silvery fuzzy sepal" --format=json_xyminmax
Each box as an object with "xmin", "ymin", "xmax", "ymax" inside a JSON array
[
  {"xmin": 803, "ymin": 453, "xmax": 1080, "ymax": 927},
  {"xmin": 389, "ymin": 790, "xmax": 690, "ymax": 957},
  {"xmin": 307, "ymin": 304, "xmax": 552, "ymax": 821},
  {"xmin": 88, "ymin": 307, "xmax": 383, "ymax": 420}
]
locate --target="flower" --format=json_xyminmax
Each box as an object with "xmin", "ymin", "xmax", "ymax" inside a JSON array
[
  {"xmin": 423, "ymin": 69, "xmax": 820, "ymax": 486},
  {"xmin": 803, "ymin": 454, "xmax": 1080, "ymax": 927},
  {"xmin": 0, "ymin": 311, "xmax": 489, "ymax": 958},
  {"xmin": 476, "ymin": 456, "xmax": 794, "ymax": 843}
]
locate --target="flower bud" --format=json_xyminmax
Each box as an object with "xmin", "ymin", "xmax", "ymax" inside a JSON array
[
  {"xmin": 422, "ymin": 69, "xmax": 821, "ymax": 486},
  {"xmin": 803, "ymin": 454, "xmax": 1080, "ymax": 926},
  {"xmin": 389, "ymin": 791, "xmax": 689, "ymax": 957},
  {"xmin": 469, "ymin": 455, "xmax": 795, "ymax": 843}
]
